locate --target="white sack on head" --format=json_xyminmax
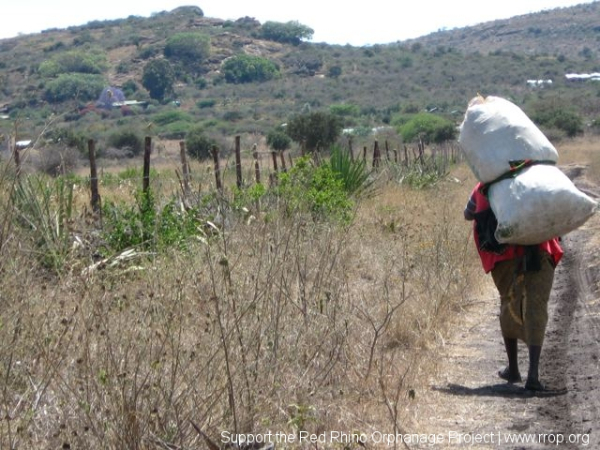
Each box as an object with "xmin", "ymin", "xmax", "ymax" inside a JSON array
[
  {"xmin": 459, "ymin": 95, "xmax": 559, "ymax": 183},
  {"xmin": 489, "ymin": 164, "xmax": 597, "ymax": 245}
]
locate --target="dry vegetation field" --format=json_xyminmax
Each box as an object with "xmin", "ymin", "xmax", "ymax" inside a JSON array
[{"xmin": 0, "ymin": 137, "xmax": 595, "ymax": 449}]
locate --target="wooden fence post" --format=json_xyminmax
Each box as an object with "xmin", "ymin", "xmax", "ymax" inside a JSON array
[
  {"xmin": 179, "ymin": 141, "xmax": 190, "ymax": 196},
  {"xmin": 279, "ymin": 151, "xmax": 287, "ymax": 172},
  {"xmin": 212, "ymin": 145, "xmax": 222, "ymax": 192},
  {"xmin": 88, "ymin": 139, "xmax": 101, "ymax": 214},
  {"xmin": 271, "ymin": 151, "xmax": 279, "ymax": 173},
  {"xmin": 363, "ymin": 146, "xmax": 367, "ymax": 162},
  {"xmin": 252, "ymin": 144, "xmax": 261, "ymax": 184},
  {"xmin": 385, "ymin": 140, "xmax": 390, "ymax": 161},
  {"xmin": 372, "ymin": 140, "xmax": 381, "ymax": 170},
  {"xmin": 13, "ymin": 145, "xmax": 20, "ymax": 177},
  {"xmin": 418, "ymin": 137, "xmax": 425, "ymax": 166},
  {"xmin": 235, "ymin": 135, "xmax": 243, "ymax": 189},
  {"xmin": 143, "ymin": 136, "xmax": 151, "ymax": 195}
]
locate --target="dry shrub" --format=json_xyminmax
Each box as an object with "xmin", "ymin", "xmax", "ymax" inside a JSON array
[
  {"xmin": 0, "ymin": 159, "xmax": 486, "ymax": 449},
  {"xmin": 35, "ymin": 146, "xmax": 80, "ymax": 176}
]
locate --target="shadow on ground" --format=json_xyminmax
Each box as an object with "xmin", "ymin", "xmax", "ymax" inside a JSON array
[{"xmin": 433, "ymin": 383, "xmax": 568, "ymax": 399}]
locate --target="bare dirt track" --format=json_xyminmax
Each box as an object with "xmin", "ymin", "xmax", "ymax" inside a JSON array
[{"xmin": 410, "ymin": 164, "xmax": 600, "ymax": 449}]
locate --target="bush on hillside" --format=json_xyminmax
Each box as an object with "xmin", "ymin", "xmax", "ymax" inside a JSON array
[
  {"xmin": 222, "ymin": 55, "xmax": 280, "ymax": 84},
  {"xmin": 43, "ymin": 73, "xmax": 105, "ymax": 103},
  {"xmin": 397, "ymin": 113, "xmax": 457, "ymax": 144},
  {"xmin": 186, "ymin": 126, "xmax": 216, "ymax": 161},
  {"xmin": 107, "ymin": 130, "xmax": 144, "ymax": 157},
  {"xmin": 257, "ymin": 21, "xmax": 314, "ymax": 45}
]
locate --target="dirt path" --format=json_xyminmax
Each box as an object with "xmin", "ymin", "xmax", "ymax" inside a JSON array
[{"xmin": 410, "ymin": 164, "xmax": 600, "ymax": 449}]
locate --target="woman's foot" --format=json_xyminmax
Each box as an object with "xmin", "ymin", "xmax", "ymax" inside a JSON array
[
  {"xmin": 525, "ymin": 378, "xmax": 546, "ymax": 391},
  {"xmin": 498, "ymin": 366, "xmax": 522, "ymax": 383}
]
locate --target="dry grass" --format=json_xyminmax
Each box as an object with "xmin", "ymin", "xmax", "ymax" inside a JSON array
[{"xmin": 5, "ymin": 138, "xmax": 595, "ymax": 448}]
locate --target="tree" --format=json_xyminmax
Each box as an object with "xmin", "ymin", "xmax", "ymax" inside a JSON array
[
  {"xmin": 142, "ymin": 59, "xmax": 175, "ymax": 101},
  {"xmin": 185, "ymin": 126, "xmax": 216, "ymax": 161},
  {"xmin": 164, "ymin": 32, "xmax": 210, "ymax": 75},
  {"xmin": 327, "ymin": 65, "xmax": 342, "ymax": 79},
  {"xmin": 267, "ymin": 129, "xmax": 291, "ymax": 152},
  {"xmin": 258, "ymin": 21, "xmax": 314, "ymax": 45},
  {"xmin": 222, "ymin": 55, "xmax": 280, "ymax": 84},
  {"xmin": 530, "ymin": 102, "xmax": 584, "ymax": 138},
  {"xmin": 397, "ymin": 113, "xmax": 457, "ymax": 144},
  {"xmin": 39, "ymin": 48, "xmax": 108, "ymax": 77},
  {"xmin": 285, "ymin": 111, "xmax": 343, "ymax": 153},
  {"xmin": 43, "ymin": 73, "xmax": 105, "ymax": 103}
]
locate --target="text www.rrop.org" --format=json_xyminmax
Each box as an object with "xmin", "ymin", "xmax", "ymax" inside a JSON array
[{"xmin": 221, "ymin": 430, "xmax": 591, "ymax": 447}]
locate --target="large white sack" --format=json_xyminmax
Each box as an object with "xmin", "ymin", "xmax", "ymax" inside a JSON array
[
  {"xmin": 459, "ymin": 95, "xmax": 559, "ymax": 183},
  {"xmin": 489, "ymin": 164, "xmax": 597, "ymax": 245}
]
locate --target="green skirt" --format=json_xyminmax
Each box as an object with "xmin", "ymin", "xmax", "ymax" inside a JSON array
[{"xmin": 491, "ymin": 254, "xmax": 556, "ymax": 346}]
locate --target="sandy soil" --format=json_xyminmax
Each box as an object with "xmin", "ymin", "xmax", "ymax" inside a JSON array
[{"xmin": 409, "ymin": 163, "xmax": 600, "ymax": 449}]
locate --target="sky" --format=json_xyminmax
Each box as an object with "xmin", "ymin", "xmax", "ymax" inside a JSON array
[{"xmin": 1, "ymin": 0, "xmax": 597, "ymax": 46}]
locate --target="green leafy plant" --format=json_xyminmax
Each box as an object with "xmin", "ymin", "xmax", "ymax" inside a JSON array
[
  {"xmin": 326, "ymin": 145, "xmax": 377, "ymax": 199},
  {"xmin": 396, "ymin": 112, "xmax": 457, "ymax": 144},
  {"xmin": 285, "ymin": 111, "xmax": 343, "ymax": 154},
  {"xmin": 43, "ymin": 73, "xmax": 105, "ymax": 103},
  {"xmin": 277, "ymin": 156, "xmax": 354, "ymax": 223},
  {"xmin": 142, "ymin": 59, "xmax": 175, "ymax": 101},
  {"xmin": 107, "ymin": 130, "xmax": 143, "ymax": 156},
  {"xmin": 12, "ymin": 175, "xmax": 74, "ymax": 271},
  {"xmin": 221, "ymin": 55, "xmax": 280, "ymax": 84},
  {"xmin": 258, "ymin": 21, "xmax": 314, "ymax": 45},
  {"xmin": 185, "ymin": 126, "xmax": 216, "ymax": 161},
  {"xmin": 164, "ymin": 32, "xmax": 210, "ymax": 75}
]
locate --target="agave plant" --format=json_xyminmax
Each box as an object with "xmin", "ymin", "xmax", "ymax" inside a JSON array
[
  {"xmin": 12, "ymin": 175, "xmax": 74, "ymax": 272},
  {"xmin": 326, "ymin": 145, "xmax": 378, "ymax": 199}
]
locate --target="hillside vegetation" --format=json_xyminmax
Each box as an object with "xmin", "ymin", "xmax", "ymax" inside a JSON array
[{"xmin": 0, "ymin": 2, "xmax": 599, "ymax": 159}]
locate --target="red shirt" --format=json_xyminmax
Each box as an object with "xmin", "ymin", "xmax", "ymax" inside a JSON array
[{"xmin": 466, "ymin": 183, "xmax": 563, "ymax": 273}]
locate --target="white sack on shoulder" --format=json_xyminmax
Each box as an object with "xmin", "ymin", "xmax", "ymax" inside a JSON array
[
  {"xmin": 489, "ymin": 164, "xmax": 597, "ymax": 245},
  {"xmin": 459, "ymin": 96, "xmax": 558, "ymax": 183}
]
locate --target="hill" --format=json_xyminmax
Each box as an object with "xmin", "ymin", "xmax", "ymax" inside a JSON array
[{"xmin": 1, "ymin": 2, "xmax": 599, "ymax": 155}]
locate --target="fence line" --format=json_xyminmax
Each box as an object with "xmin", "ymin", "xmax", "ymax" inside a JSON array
[{"xmin": 77, "ymin": 136, "xmax": 464, "ymax": 215}]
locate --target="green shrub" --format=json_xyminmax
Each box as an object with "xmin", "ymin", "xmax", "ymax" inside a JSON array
[
  {"xmin": 186, "ymin": 126, "xmax": 216, "ymax": 161},
  {"xmin": 102, "ymin": 193, "xmax": 200, "ymax": 253},
  {"xmin": 43, "ymin": 73, "xmax": 105, "ymax": 103},
  {"xmin": 159, "ymin": 121, "xmax": 191, "ymax": 139},
  {"xmin": 222, "ymin": 55, "xmax": 280, "ymax": 84},
  {"xmin": 326, "ymin": 145, "xmax": 376, "ymax": 198},
  {"xmin": 152, "ymin": 110, "xmax": 192, "ymax": 126},
  {"xmin": 107, "ymin": 130, "xmax": 143, "ymax": 156},
  {"xmin": 12, "ymin": 175, "xmax": 74, "ymax": 271},
  {"xmin": 397, "ymin": 112, "xmax": 457, "ymax": 144},
  {"xmin": 329, "ymin": 103, "xmax": 360, "ymax": 117},
  {"xmin": 285, "ymin": 111, "xmax": 343, "ymax": 153},
  {"xmin": 121, "ymin": 79, "xmax": 139, "ymax": 97},
  {"xmin": 197, "ymin": 99, "xmax": 216, "ymax": 109},
  {"xmin": 142, "ymin": 59, "xmax": 175, "ymax": 101},
  {"xmin": 164, "ymin": 32, "xmax": 210, "ymax": 74},
  {"xmin": 257, "ymin": 21, "xmax": 314, "ymax": 45},
  {"xmin": 45, "ymin": 127, "xmax": 87, "ymax": 152},
  {"xmin": 266, "ymin": 129, "xmax": 291, "ymax": 151},
  {"xmin": 223, "ymin": 110, "xmax": 243, "ymax": 122},
  {"xmin": 39, "ymin": 49, "xmax": 108, "ymax": 77},
  {"xmin": 277, "ymin": 156, "xmax": 354, "ymax": 223},
  {"xmin": 530, "ymin": 105, "xmax": 584, "ymax": 138}
]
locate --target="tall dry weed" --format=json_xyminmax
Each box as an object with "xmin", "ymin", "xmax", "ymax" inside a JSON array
[{"xmin": 0, "ymin": 158, "xmax": 485, "ymax": 449}]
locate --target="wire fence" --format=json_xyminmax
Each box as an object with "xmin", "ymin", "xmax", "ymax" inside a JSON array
[{"xmin": 7, "ymin": 135, "xmax": 465, "ymax": 213}]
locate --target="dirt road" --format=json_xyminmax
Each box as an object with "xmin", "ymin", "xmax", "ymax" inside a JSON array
[{"xmin": 411, "ymin": 164, "xmax": 600, "ymax": 449}]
